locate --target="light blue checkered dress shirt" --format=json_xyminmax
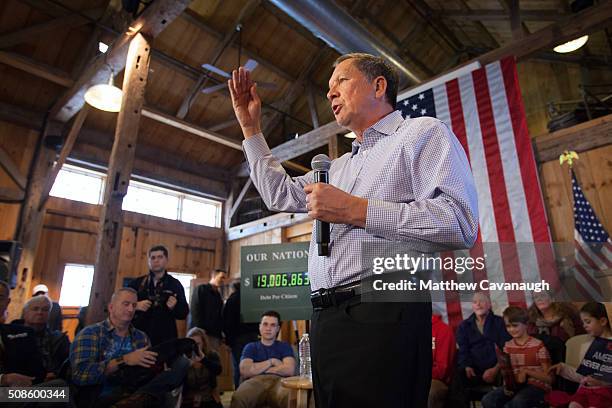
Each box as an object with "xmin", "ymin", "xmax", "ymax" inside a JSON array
[{"xmin": 243, "ymin": 111, "xmax": 479, "ymax": 290}]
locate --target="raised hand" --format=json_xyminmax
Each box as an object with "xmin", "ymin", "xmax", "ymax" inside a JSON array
[{"xmin": 228, "ymin": 66, "xmax": 262, "ymax": 138}]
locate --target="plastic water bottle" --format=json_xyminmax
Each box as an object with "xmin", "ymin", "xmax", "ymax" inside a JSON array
[{"xmin": 298, "ymin": 333, "xmax": 312, "ymax": 379}]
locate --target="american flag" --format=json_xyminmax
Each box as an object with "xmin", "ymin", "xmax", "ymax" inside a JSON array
[
  {"xmin": 398, "ymin": 57, "xmax": 558, "ymax": 328},
  {"xmin": 572, "ymin": 171, "xmax": 610, "ymax": 300}
]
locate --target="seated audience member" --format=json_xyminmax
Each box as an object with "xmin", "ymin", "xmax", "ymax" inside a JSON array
[
  {"xmin": 70, "ymin": 287, "xmax": 192, "ymax": 408},
  {"xmin": 31, "ymin": 283, "xmax": 63, "ymax": 332},
  {"xmin": 527, "ymin": 290, "xmax": 584, "ymax": 342},
  {"xmin": 447, "ymin": 292, "xmax": 511, "ymax": 408},
  {"xmin": 547, "ymin": 302, "xmax": 612, "ymax": 408},
  {"xmin": 482, "ymin": 306, "xmax": 553, "ymax": 408},
  {"xmin": 429, "ymin": 314, "xmax": 456, "ymax": 408},
  {"xmin": 14, "ymin": 295, "xmax": 70, "ymax": 379},
  {"xmin": 230, "ymin": 310, "xmax": 296, "ymax": 408},
  {"xmin": 0, "ymin": 280, "xmax": 45, "ymax": 386},
  {"xmin": 182, "ymin": 327, "xmax": 223, "ymax": 408}
]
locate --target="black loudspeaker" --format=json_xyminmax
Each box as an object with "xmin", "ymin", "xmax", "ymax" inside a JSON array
[{"xmin": 0, "ymin": 241, "xmax": 23, "ymax": 288}]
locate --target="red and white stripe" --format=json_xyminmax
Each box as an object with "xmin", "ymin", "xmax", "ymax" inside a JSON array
[
  {"xmin": 574, "ymin": 232, "xmax": 610, "ymax": 300},
  {"xmin": 418, "ymin": 58, "xmax": 556, "ymax": 328}
]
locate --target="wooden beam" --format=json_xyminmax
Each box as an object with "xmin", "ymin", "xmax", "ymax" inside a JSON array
[
  {"xmin": 235, "ymin": 120, "xmax": 343, "ymax": 176},
  {"xmin": 209, "ymin": 117, "xmax": 239, "ymax": 132},
  {"xmin": 0, "ymin": 146, "xmax": 27, "ymax": 190},
  {"xmin": 328, "ymin": 134, "xmax": 339, "ymax": 160},
  {"xmin": 50, "ymin": 0, "xmax": 190, "ymax": 122},
  {"xmin": 0, "ymin": 187, "xmax": 25, "ymax": 202},
  {"xmin": 439, "ymin": 9, "xmax": 569, "ymax": 21},
  {"xmin": 507, "ymin": 0, "xmax": 525, "ymax": 39},
  {"xmin": 0, "ymin": 101, "xmax": 231, "ymax": 192},
  {"xmin": 306, "ymin": 83, "xmax": 320, "ymax": 128},
  {"xmin": 88, "ymin": 33, "xmax": 152, "ymax": 325},
  {"xmin": 8, "ymin": 122, "xmax": 59, "ymax": 322},
  {"xmin": 282, "ymin": 161, "xmax": 309, "ymax": 173},
  {"xmin": 228, "ymin": 211, "xmax": 311, "ymax": 241},
  {"xmin": 38, "ymin": 105, "xmax": 89, "ymax": 210},
  {"xmin": 478, "ymin": 2, "xmax": 612, "ymax": 65},
  {"xmin": 229, "ymin": 179, "xmax": 253, "ymax": 220},
  {"xmin": 533, "ymin": 114, "xmax": 612, "ymax": 163},
  {"xmin": 176, "ymin": 0, "xmax": 261, "ymax": 119},
  {"xmin": 0, "ymin": 51, "xmax": 74, "ymax": 87},
  {"xmin": 141, "ymin": 107, "xmax": 243, "ymax": 150},
  {"xmin": 0, "ymin": 8, "xmax": 103, "ymax": 48}
]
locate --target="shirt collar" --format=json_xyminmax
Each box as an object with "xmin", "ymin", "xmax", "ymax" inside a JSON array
[
  {"xmin": 103, "ymin": 318, "xmax": 135, "ymax": 337},
  {"xmin": 351, "ymin": 110, "xmax": 404, "ymax": 157}
]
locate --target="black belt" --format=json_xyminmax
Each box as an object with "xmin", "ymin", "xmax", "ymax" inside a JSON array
[{"xmin": 311, "ymin": 281, "xmax": 364, "ymax": 310}]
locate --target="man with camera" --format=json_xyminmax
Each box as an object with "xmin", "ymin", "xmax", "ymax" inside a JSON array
[{"xmin": 129, "ymin": 245, "xmax": 189, "ymax": 345}]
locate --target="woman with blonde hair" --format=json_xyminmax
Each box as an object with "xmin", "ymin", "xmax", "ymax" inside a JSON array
[
  {"xmin": 182, "ymin": 327, "xmax": 223, "ymax": 408},
  {"xmin": 527, "ymin": 291, "xmax": 584, "ymax": 342}
]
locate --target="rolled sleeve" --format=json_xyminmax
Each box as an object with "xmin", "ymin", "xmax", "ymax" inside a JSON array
[
  {"xmin": 365, "ymin": 199, "xmax": 401, "ymax": 240},
  {"xmin": 69, "ymin": 329, "xmax": 107, "ymax": 386}
]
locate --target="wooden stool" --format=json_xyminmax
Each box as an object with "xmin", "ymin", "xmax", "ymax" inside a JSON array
[{"xmin": 281, "ymin": 376, "xmax": 313, "ymax": 408}]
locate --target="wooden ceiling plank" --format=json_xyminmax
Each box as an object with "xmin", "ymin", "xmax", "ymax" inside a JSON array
[
  {"xmin": 404, "ymin": 0, "xmax": 463, "ymax": 52},
  {"xmin": 307, "ymin": 82, "xmax": 320, "ymax": 128},
  {"xmin": 0, "ymin": 187, "xmax": 25, "ymax": 202},
  {"xmin": 176, "ymin": 0, "xmax": 261, "ymax": 119},
  {"xmin": 0, "ymin": 8, "xmax": 103, "ymax": 49},
  {"xmin": 50, "ymin": 0, "xmax": 191, "ymax": 122}
]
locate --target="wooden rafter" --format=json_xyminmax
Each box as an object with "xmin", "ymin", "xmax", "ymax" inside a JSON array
[
  {"xmin": 50, "ymin": 0, "xmax": 191, "ymax": 122},
  {"xmin": 0, "ymin": 51, "xmax": 74, "ymax": 87}
]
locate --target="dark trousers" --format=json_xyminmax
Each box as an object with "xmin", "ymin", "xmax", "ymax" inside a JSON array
[{"xmin": 310, "ymin": 297, "xmax": 432, "ymax": 408}]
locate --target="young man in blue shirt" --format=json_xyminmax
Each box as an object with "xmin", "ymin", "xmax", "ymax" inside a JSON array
[{"xmin": 230, "ymin": 310, "xmax": 296, "ymax": 408}]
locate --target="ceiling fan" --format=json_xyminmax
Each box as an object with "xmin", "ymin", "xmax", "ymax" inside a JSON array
[{"xmin": 201, "ymin": 25, "xmax": 278, "ymax": 94}]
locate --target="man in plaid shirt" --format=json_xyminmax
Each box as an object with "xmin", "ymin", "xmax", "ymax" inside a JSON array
[{"xmin": 70, "ymin": 287, "xmax": 190, "ymax": 407}]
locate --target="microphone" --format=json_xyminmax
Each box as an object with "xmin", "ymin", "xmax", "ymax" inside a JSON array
[{"xmin": 311, "ymin": 154, "xmax": 331, "ymax": 256}]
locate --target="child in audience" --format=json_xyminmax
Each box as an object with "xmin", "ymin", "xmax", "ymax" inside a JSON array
[
  {"xmin": 182, "ymin": 328, "xmax": 223, "ymax": 408},
  {"xmin": 482, "ymin": 306, "xmax": 553, "ymax": 408},
  {"xmin": 547, "ymin": 302, "xmax": 612, "ymax": 408}
]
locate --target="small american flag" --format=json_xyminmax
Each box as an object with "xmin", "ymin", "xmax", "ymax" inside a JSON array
[{"xmin": 571, "ymin": 171, "xmax": 611, "ymax": 300}]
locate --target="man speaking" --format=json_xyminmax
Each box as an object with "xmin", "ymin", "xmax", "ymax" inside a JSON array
[{"xmin": 229, "ymin": 53, "xmax": 478, "ymax": 408}]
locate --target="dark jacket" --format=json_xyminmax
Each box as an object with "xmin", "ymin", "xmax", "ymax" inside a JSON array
[
  {"xmin": 190, "ymin": 283, "xmax": 223, "ymax": 338},
  {"xmin": 129, "ymin": 271, "xmax": 189, "ymax": 346},
  {"xmin": 456, "ymin": 312, "xmax": 511, "ymax": 374},
  {"xmin": 0, "ymin": 323, "xmax": 45, "ymax": 383},
  {"xmin": 11, "ymin": 319, "xmax": 70, "ymax": 376},
  {"xmin": 183, "ymin": 351, "xmax": 222, "ymax": 406},
  {"xmin": 48, "ymin": 301, "xmax": 63, "ymax": 332},
  {"xmin": 222, "ymin": 288, "xmax": 259, "ymax": 347}
]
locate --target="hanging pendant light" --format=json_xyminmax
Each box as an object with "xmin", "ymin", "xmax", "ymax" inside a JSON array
[
  {"xmin": 553, "ymin": 35, "xmax": 589, "ymax": 54},
  {"xmin": 84, "ymin": 68, "xmax": 123, "ymax": 112}
]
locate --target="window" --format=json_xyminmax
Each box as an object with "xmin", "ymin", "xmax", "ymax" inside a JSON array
[
  {"xmin": 50, "ymin": 164, "xmax": 104, "ymax": 205},
  {"xmin": 168, "ymin": 272, "xmax": 197, "ymax": 305},
  {"xmin": 59, "ymin": 263, "xmax": 95, "ymax": 307},
  {"xmin": 122, "ymin": 182, "xmax": 180, "ymax": 221},
  {"xmin": 50, "ymin": 164, "xmax": 222, "ymax": 227}
]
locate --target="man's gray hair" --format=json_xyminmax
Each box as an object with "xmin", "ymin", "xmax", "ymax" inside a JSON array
[
  {"xmin": 24, "ymin": 294, "xmax": 52, "ymax": 312},
  {"xmin": 109, "ymin": 287, "xmax": 137, "ymax": 304},
  {"xmin": 333, "ymin": 53, "xmax": 399, "ymax": 109}
]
